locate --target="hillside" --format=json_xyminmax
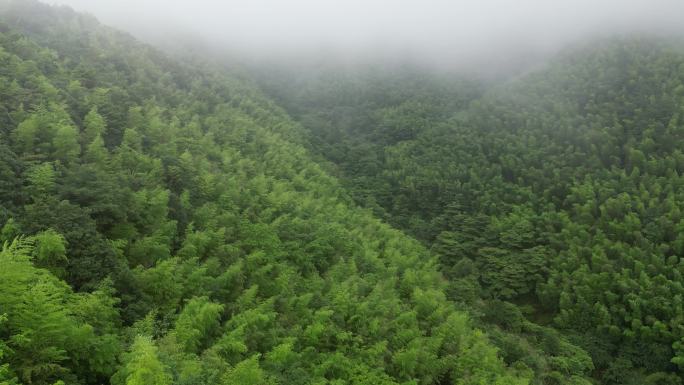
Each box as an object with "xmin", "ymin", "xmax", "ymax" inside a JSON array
[
  {"xmin": 4, "ymin": 0, "xmax": 684, "ymax": 384},
  {"xmin": 257, "ymin": 37, "xmax": 684, "ymax": 384},
  {"xmin": 0, "ymin": 1, "xmax": 539, "ymax": 385}
]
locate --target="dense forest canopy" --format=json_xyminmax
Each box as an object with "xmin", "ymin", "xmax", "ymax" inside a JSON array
[
  {"xmin": 1, "ymin": 1, "xmax": 684, "ymax": 385},
  {"xmin": 254, "ymin": 36, "xmax": 684, "ymax": 384},
  {"xmin": 0, "ymin": 1, "xmax": 535, "ymax": 384}
]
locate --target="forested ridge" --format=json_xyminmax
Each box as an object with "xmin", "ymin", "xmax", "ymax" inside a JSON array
[
  {"xmin": 2, "ymin": 1, "xmax": 684, "ymax": 385},
  {"xmin": 0, "ymin": 1, "xmax": 536, "ymax": 384},
  {"xmin": 256, "ymin": 37, "xmax": 684, "ymax": 384}
]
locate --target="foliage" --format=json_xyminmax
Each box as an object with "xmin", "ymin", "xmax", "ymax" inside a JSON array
[
  {"xmin": 262, "ymin": 36, "xmax": 684, "ymax": 384},
  {"xmin": 0, "ymin": 1, "xmax": 528, "ymax": 384}
]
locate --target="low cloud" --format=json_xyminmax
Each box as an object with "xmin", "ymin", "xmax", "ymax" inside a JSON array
[{"xmin": 50, "ymin": 0, "xmax": 684, "ymax": 70}]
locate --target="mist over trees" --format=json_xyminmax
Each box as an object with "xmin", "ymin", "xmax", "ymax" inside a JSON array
[
  {"xmin": 49, "ymin": 0, "xmax": 684, "ymax": 75},
  {"xmin": 255, "ymin": 35, "xmax": 684, "ymax": 384},
  {"xmin": 2, "ymin": 0, "xmax": 684, "ymax": 384}
]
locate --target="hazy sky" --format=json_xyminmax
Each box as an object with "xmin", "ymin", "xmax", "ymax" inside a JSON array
[{"xmin": 49, "ymin": 0, "xmax": 684, "ymax": 66}]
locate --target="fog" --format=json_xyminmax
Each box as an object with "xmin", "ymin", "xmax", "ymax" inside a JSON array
[{"xmin": 49, "ymin": 0, "xmax": 684, "ymax": 72}]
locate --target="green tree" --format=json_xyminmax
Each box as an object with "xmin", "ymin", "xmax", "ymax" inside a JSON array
[
  {"xmin": 111, "ymin": 336, "xmax": 171, "ymax": 385},
  {"xmin": 82, "ymin": 107, "xmax": 106, "ymax": 149}
]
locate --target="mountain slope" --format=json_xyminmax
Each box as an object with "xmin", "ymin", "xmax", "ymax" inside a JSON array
[
  {"xmin": 0, "ymin": 1, "xmax": 535, "ymax": 385},
  {"xmin": 259, "ymin": 37, "xmax": 684, "ymax": 384}
]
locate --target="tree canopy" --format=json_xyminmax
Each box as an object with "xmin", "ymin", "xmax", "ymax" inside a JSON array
[
  {"xmin": 0, "ymin": 1, "xmax": 531, "ymax": 384},
  {"xmin": 258, "ymin": 36, "xmax": 684, "ymax": 384}
]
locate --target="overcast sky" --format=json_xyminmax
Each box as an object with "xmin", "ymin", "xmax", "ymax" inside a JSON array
[{"xmin": 49, "ymin": 0, "xmax": 684, "ymax": 67}]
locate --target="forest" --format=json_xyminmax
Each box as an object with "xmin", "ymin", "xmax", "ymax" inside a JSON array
[
  {"xmin": 254, "ymin": 37, "xmax": 684, "ymax": 385},
  {"xmin": 0, "ymin": 0, "xmax": 683, "ymax": 384}
]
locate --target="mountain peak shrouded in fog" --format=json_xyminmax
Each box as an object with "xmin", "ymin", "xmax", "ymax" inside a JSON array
[{"xmin": 50, "ymin": 0, "xmax": 684, "ymax": 70}]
